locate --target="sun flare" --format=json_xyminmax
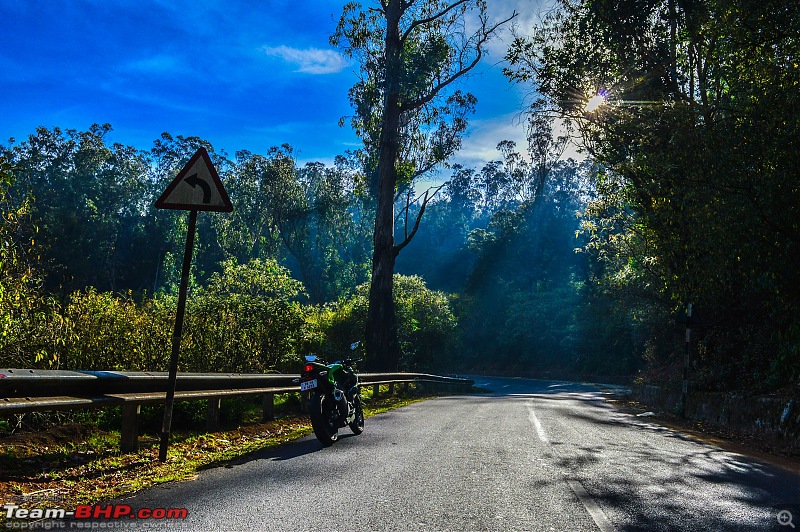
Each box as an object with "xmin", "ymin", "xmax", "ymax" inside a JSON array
[{"xmin": 585, "ymin": 94, "xmax": 606, "ymax": 112}]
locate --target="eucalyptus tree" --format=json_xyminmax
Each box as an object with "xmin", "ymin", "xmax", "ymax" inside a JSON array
[
  {"xmin": 281, "ymin": 161, "xmax": 370, "ymax": 303},
  {"xmin": 332, "ymin": 0, "xmax": 516, "ymax": 370},
  {"xmin": 216, "ymin": 145, "xmax": 300, "ymax": 266},
  {"xmin": 4, "ymin": 125, "xmax": 154, "ymax": 293},
  {"xmin": 148, "ymin": 133, "xmax": 231, "ymax": 290}
]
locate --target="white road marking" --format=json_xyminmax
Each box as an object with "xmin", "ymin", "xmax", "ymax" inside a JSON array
[
  {"xmin": 528, "ymin": 401, "xmax": 615, "ymax": 531},
  {"xmin": 567, "ymin": 480, "xmax": 615, "ymax": 532},
  {"xmin": 528, "ymin": 405, "xmax": 549, "ymax": 444}
]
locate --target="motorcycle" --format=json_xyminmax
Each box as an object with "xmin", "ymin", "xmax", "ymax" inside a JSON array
[{"xmin": 299, "ymin": 354, "xmax": 364, "ymax": 446}]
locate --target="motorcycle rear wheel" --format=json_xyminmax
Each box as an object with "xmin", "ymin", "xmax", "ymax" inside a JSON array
[{"xmin": 310, "ymin": 393, "xmax": 339, "ymax": 446}]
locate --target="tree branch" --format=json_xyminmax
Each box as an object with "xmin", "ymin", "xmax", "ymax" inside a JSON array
[
  {"xmin": 404, "ymin": 11, "xmax": 518, "ymax": 111},
  {"xmin": 401, "ymin": 0, "xmax": 470, "ymax": 44},
  {"xmin": 404, "ymin": 189, "xmax": 411, "ymax": 240},
  {"xmin": 393, "ymin": 183, "xmax": 446, "ymax": 253},
  {"xmin": 411, "ymin": 157, "xmax": 440, "ymax": 180}
]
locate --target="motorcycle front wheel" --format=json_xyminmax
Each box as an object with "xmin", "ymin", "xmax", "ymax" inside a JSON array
[
  {"xmin": 349, "ymin": 394, "xmax": 364, "ymax": 435},
  {"xmin": 310, "ymin": 393, "xmax": 339, "ymax": 446}
]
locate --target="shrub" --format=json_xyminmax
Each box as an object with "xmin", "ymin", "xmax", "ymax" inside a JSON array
[
  {"xmin": 0, "ymin": 157, "xmax": 67, "ymax": 369},
  {"xmin": 179, "ymin": 258, "xmax": 310, "ymax": 373},
  {"xmin": 61, "ymin": 290, "xmax": 171, "ymax": 370},
  {"xmin": 52, "ymin": 259, "xmax": 310, "ymax": 373},
  {"xmin": 319, "ymin": 275, "xmax": 456, "ymax": 371}
]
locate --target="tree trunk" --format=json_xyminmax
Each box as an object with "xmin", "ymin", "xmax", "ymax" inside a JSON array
[
  {"xmin": 366, "ymin": 235, "xmax": 400, "ymax": 370},
  {"xmin": 366, "ymin": 95, "xmax": 403, "ymax": 371},
  {"xmin": 365, "ymin": 1, "xmax": 403, "ymax": 371}
]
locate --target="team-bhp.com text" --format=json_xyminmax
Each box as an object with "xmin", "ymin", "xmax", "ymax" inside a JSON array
[{"xmin": 3, "ymin": 504, "xmax": 188, "ymax": 528}]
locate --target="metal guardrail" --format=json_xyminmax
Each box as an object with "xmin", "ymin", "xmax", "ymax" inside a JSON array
[{"xmin": 0, "ymin": 369, "xmax": 474, "ymax": 452}]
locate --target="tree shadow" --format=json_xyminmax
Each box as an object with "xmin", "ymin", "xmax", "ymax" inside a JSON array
[{"xmin": 531, "ymin": 392, "xmax": 799, "ymax": 530}]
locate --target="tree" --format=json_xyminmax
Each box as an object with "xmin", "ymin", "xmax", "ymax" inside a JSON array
[
  {"xmin": 3, "ymin": 125, "xmax": 154, "ymax": 294},
  {"xmin": 284, "ymin": 161, "xmax": 372, "ymax": 302},
  {"xmin": 316, "ymin": 274, "xmax": 456, "ymax": 371},
  {"xmin": 332, "ymin": 0, "xmax": 516, "ymax": 370},
  {"xmin": 0, "ymin": 155, "xmax": 64, "ymax": 368},
  {"xmin": 148, "ymin": 132, "xmax": 231, "ymax": 291},
  {"xmin": 217, "ymin": 145, "xmax": 300, "ymax": 266},
  {"xmin": 505, "ymin": 0, "xmax": 800, "ymax": 388}
]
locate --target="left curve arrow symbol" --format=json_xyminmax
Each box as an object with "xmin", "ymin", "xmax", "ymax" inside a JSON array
[{"xmin": 184, "ymin": 173, "xmax": 211, "ymax": 203}]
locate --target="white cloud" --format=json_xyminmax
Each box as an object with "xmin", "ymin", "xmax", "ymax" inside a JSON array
[
  {"xmin": 455, "ymin": 112, "xmax": 529, "ymax": 168},
  {"xmin": 455, "ymin": 112, "xmax": 586, "ymax": 169},
  {"xmin": 261, "ymin": 45, "xmax": 349, "ymax": 75}
]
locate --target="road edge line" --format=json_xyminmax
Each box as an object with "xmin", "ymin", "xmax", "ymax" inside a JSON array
[{"xmin": 567, "ymin": 480, "xmax": 615, "ymax": 532}]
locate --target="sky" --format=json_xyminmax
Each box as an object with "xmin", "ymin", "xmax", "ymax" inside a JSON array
[{"xmin": 0, "ymin": 0, "xmax": 550, "ymax": 171}]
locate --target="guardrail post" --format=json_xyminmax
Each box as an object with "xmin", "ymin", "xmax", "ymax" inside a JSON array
[
  {"xmin": 121, "ymin": 404, "xmax": 140, "ymax": 453},
  {"xmin": 402, "ymin": 382, "xmax": 409, "ymax": 394},
  {"xmin": 372, "ymin": 384, "xmax": 380, "ymax": 400},
  {"xmin": 388, "ymin": 383, "xmax": 395, "ymax": 395},
  {"xmin": 207, "ymin": 398, "xmax": 221, "ymax": 432},
  {"xmin": 300, "ymin": 392, "xmax": 309, "ymax": 413},
  {"xmin": 262, "ymin": 393, "xmax": 274, "ymax": 421}
]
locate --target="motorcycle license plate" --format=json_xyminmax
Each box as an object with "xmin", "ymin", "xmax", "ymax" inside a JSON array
[{"xmin": 300, "ymin": 379, "xmax": 317, "ymax": 391}]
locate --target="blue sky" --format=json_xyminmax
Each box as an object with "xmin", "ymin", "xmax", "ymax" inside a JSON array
[{"xmin": 0, "ymin": 0, "xmax": 546, "ymax": 170}]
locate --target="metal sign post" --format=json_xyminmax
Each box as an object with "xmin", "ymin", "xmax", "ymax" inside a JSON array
[
  {"xmin": 159, "ymin": 209, "xmax": 197, "ymax": 461},
  {"xmin": 154, "ymin": 147, "xmax": 232, "ymax": 462}
]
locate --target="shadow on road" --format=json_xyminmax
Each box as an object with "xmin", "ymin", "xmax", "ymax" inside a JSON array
[
  {"xmin": 215, "ymin": 432, "xmax": 361, "ymax": 470},
  {"xmin": 464, "ymin": 376, "xmax": 798, "ymax": 530}
]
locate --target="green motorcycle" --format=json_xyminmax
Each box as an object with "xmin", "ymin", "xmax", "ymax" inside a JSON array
[{"xmin": 299, "ymin": 354, "xmax": 364, "ymax": 446}]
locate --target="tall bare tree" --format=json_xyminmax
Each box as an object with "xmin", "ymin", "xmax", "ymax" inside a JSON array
[{"xmin": 333, "ymin": 1, "xmax": 516, "ymax": 370}]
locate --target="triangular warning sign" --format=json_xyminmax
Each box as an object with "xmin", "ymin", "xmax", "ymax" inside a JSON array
[{"xmin": 155, "ymin": 147, "xmax": 233, "ymax": 212}]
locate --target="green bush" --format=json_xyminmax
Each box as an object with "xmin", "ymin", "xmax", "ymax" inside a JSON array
[
  {"xmin": 4, "ymin": 254, "xmax": 453, "ymax": 375},
  {"xmin": 0, "ymin": 157, "xmax": 67, "ymax": 369},
  {"xmin": 62, "ymin": 289, "xmax": 171, "ymax": 370},
  {"xmin": 317, "ymin": 274, "xmax": 456, "ymax": 371},
  {"xmin": 180, "ymin": 258, "xmax": 311, "ymax": 373},
  {"xmin": 45, "ymin": 259, "xmax": 309, "ymax": 373}
]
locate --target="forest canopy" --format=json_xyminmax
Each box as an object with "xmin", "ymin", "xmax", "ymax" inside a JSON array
[{"xmin": 0, "ymin": 124, "xmax": 630, "ymax": 377}]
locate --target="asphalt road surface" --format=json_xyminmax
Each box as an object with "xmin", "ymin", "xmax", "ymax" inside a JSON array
[{"xmin": 113, "ymin": 377, "xmax": 799, "ymax": 531}]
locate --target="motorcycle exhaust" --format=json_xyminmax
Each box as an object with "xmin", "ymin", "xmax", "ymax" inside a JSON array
[{"xmin": 333, "ymin": 388, "xmax": 349, "ymax": 417}]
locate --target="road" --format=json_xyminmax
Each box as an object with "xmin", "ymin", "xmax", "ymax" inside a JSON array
[{"xmin": 115, "ymin": 377, "xmax": 799, "ymax": 531}]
